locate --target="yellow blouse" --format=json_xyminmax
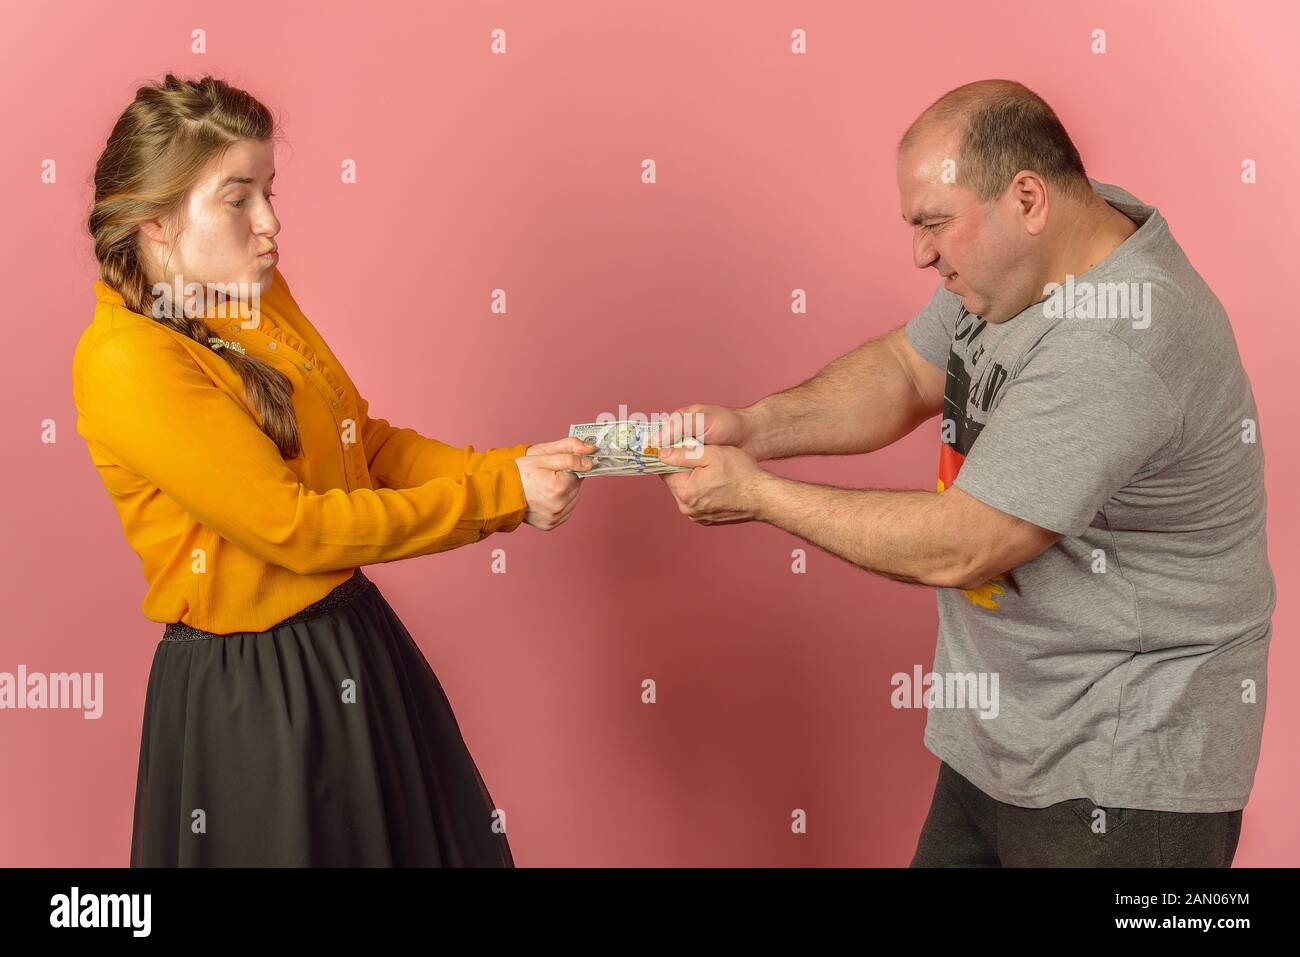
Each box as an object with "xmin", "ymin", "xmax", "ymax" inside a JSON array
[{"xmin": 72, "ymin": 267, "xmax": 531, "ymax": 634}]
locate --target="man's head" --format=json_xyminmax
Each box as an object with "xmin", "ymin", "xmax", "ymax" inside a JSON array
[{"xmin": 897, "ymin": 79, "xmax": 1092, "ymax": 323}]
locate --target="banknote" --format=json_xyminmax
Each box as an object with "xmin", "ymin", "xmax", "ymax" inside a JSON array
[{"xmin": 567, "ymin": 420, "xmax": 701, "ymax": 476}]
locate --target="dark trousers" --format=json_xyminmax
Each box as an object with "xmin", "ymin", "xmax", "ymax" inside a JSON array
[{"xmin": 910, "ymin": 761, "xmax": 1243, "ymax": 867}]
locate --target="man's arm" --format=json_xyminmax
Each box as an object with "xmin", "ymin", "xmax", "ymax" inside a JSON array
[
  {"xmin": 657, "ymin": 440, "xmax": 1060, "ymax": 590},
  {"xmin": 744, "ymin": 326, "xmax": 946, "ymax": 460},
  {"xmin": 751, "ymin": 476, "xmax": 1060, "ymax": 589},
  {"xmin": 662, "ymin": 325, "xmax": 1176, "ymax": 591}
]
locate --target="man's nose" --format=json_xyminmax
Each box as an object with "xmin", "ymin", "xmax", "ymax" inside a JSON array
[{"xmin": 913, "ymin": 229, "xmax": 939, "ymax": 270}]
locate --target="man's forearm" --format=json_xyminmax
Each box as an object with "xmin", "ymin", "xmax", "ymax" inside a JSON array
[
  {"xmin": 751, "ymin": 473, "xmax": 970, "ymax": 588},
  {"xmin": 743, "ymin": 330, "xmax": 937, "ymax": 460}
]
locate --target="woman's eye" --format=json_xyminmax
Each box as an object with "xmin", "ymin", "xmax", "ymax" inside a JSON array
[{"xmin": 229, "ymin": 193, "xmax": 274, "ymax": 209}]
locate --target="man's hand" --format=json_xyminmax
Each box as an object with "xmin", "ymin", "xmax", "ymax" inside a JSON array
[
  {"xmin": 660, "ymin": 404, "xmax": 764, "ymax": 459},
  {"xmin": 515, "ymin": 437, "xmax": 597, "ymax": 530},
  {"xmin": 657, "ymin": 443, "xmax": 773, "ymax": 525}
]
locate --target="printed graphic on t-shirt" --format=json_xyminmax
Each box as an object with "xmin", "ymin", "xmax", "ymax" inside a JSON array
[{"xmin": 937, "ymin": 304, "xmax": 1012, "ymax": 611}]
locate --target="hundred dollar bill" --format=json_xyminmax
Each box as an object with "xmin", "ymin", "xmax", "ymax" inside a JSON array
[{"xmin": 567, "ymin": 420, "xmax": 701, "ymax": 476}]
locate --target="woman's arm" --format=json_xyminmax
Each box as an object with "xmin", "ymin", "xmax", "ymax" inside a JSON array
[
  {"xmin": 78, "ymin": 327, "xmax": 530, "ymax": 576},
  {"xmin": 357, "ymin": 391, "xmax": 529, "ymax": 490}
]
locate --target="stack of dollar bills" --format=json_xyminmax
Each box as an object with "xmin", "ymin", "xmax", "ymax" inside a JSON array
[{"xmin": 567, "ymin": 420, "xmax": 701, "ymax": 477}]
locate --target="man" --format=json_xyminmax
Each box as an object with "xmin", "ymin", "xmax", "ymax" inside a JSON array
[{"xmin": 657, "ymin": 79, "xmax": 1275, "ymax": 867}]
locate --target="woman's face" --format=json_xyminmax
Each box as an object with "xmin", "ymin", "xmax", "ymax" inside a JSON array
[{"xmin": 138, "ymin": 138, "xmax": 280, "ymax": 302}]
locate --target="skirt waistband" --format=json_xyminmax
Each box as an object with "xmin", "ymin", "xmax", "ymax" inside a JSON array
[{"xmin": 162, "ymin": 569, "xmax": 375, "ymax": 641}]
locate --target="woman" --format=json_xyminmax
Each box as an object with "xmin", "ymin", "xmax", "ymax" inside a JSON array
[{"xmin": 72, "ymin": 73, "xmax": 596, "ymax": 866}]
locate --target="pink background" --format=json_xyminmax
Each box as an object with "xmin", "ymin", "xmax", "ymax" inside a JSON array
[{"xmin": 3, "ymin": 0, "xmax": 1296, "ymax": 866}]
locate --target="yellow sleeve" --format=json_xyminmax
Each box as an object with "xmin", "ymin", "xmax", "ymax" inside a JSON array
[
  {"xmin": 78, "ymin": 328, "xmax": 529, "ymax": 576},
  {"xmin": 358, "ymin": 391, "xmax": 531, "ymax": 490}
]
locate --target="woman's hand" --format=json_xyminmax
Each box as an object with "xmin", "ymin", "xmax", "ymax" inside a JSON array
[{"xmin": 515, "ymin": 437, "xmax": 598, "ymax": 530}]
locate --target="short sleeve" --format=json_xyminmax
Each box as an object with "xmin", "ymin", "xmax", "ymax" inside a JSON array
[
  {"xmin": 951, "ymin": 330, "xmax": 1183, "ymax": 537},
  {"xmin": 904, "ymin": 281, "xmax": 957, "ymax": 370}
]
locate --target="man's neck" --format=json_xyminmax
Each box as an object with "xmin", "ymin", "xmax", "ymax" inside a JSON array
[{"xmin": 1046, "ymin": 197, "xmax": 1139, "ymax": 289}]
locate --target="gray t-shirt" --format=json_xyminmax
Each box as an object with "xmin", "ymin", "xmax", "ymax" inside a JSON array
[{"xmin": 905, "ymin": 178, "xmax": 1276, "ymax": 813}]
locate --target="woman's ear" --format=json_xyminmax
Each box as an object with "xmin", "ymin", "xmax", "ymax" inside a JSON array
[{"xmin": 138, "ymin": 218, "xmax": 167, "ymax": 244}]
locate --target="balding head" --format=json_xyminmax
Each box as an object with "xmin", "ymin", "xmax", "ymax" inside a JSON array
[
  {"xmin": 899, "ymin": 79, "xmax": 1089, "ymax": 203},
  {"xmin": 894, "ymin": 80, "xmax": 1114, "ymax": 324}
]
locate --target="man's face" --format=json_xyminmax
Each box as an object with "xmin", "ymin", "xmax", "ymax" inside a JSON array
[
  {"xmin": 897, "ymin": 130, "xmax": 1033, "ymax": 323},
  {"xmin": 141, "ymin": 137, "xmax": 281, "ymax": 298}
]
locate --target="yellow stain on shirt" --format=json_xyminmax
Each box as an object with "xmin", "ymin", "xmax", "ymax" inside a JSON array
[
  {"xmin": 962, "ymin": 578, "xmax": 1007, "ymax": 610},
  {"xmin": 937, "ymin": 477, "xmax": 1005, "ymax": 610}
]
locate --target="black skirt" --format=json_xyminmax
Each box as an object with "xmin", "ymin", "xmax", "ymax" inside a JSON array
[{"xmin": 130, "ymin": 568, "xmax": 513, "ymax": 867}]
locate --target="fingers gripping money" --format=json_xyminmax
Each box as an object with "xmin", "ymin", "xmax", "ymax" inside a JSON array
[{"xmin": 566, "ymin": 418, "xmax": 703, "ymax": 477}]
